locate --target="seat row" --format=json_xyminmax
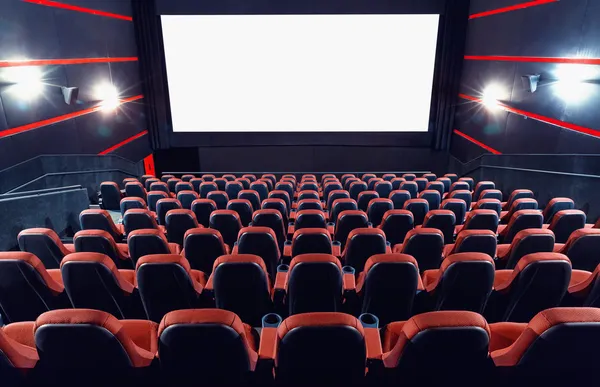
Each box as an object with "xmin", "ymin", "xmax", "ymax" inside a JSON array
[{"xmin": 1, "ymin": 307, "xmax": 600, "ymax": 386}]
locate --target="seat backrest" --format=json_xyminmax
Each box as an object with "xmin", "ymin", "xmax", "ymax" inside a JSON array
[
  {"xmin": 177, "ymin": 190, "xmax": 199, "ymax": 210},
  {"xmin": 190, "ymin": 178, "xmax": 204, "ymax": 193},
  {"xmin": 448, "ymin": 190, "xmax": 472, "ymax": 209},
  {"xmin": 223, "ymin": 174, "xmax": 237, "ymax": 182},
  {"xmin": 60, "ymin": 252, "xmax": 134, "ymax": 319},
  {"xmin": 0, "ymin": 252, "xmax": 63, "ymax": 323},
  {"xmin": 286, "ymin": 255, "xmax": 343, "ymax": 315},
  {"xmin": 209, "ymin": 210, "xmax": 242, "ymax": 247},
  {"xmin": 399, "ymin": 181, "xmax": 418, "ymax": 198},
  {"xmin": 499, "ymin": 253, "xmax": 571, "ymax": 322},
  {"xmin": 276, "ymin": 312, "xmax": 366, "ymax": 384},
  {"xmin": 473, "ymin": 181, "xmax": 495, "ymax": 201},
  {"xmin": 127, "ymin": 229, "xmax": 171, "ymax": 264},
  {"xmin": 326, "ymin": 190, "xmax": 350, "ymax": 211},
  {"xmin": 252, "ymin": 209, "xmax": 286, "ymax": 250},
  {"xmin": 190, "ymin": 199, "xmax": 217, "ymax": 228},
  {"xmin": 449, "ymin": 181, "xmax": 470, "ymax": 193},
  {"xmin": 422, "ymin": 209, "xmax": 456, "ymax": 244},
  {"xmin": 458, "ymin": 177, "xmax": 474, "ymax": 190},
  {"xmin": 492, "ymin": 308, "xmax": 600, "ymax": 369},
  {"xmin": 390, "ymin": 178, "xmax": 406, "ymax": 191},
  {"xmin": 548, "ymin": 209, "xmax": 586, "ymax": 243},
  {"xmin": 100, "ymin": 182, "xmax": 122, "ymax": 211},
  {"xmin": 73, "ymin": 230, "xmax": 131, "ymax": 269},
  {"xmin": 348, "ymin": 181, "xmax": 368, "ymax": 200},
  {"xmin": 423, "ymin": 173, "xmax": 437, "ymax": 182},
  {"xmin": 334, "ymin": 210, "xmax": 369, "ymax": 247},
  {"xmin": 473, "ymin": 199, "xmax": 502, "ymax": 216},
  {"xmin": 199, "ymin": 182, "xmax": 218, "ymax": 198},
  {"xmin": 123, "ymin": 209, "xmax": 160, "ymax": 234},
  {"xmin": 361, "ymin": 173, "xmax": 376, "ymax": 182},
  {"xmin": 329, "ymin": 198, "xmax": 358, "ymax": 225},
  {"xmin": 374, "ymin": 181, "xmax": 393, "ymax": 199},
  {"xmin": 237, "ymin": 227, "xmax": 280, "ymax": 279},
  {"xmin": 323, "ymin": 183, "xmax": 343, "ymax": 201},
  {"xmin": 379, "ymin": 210, "xmax": 414, "ymax": 247},
  {"xmin": 181, "ymin": 174, "xmax": 195, "ymax": 182},
  {"xmin": 213, "ymin": 178, "xmax": 227, "ymax": 191},
  {"xmin": 165, "ymin": 209, "xmax": 200, "ymax": 245},
  {"xmin": 144, "ymin": 178, "xmax": 160, "ymax": 191},
  {"xmin": 238, "ymin": 190, "xmax": 261, "ymax": 212},
  {"xmin": 250, "ymin": 181, "xmax": 269, "ymax": 201},
  {"xmin": 425, "ymin": 181, "xmax": 444, "ymax": 196},
  {"xmin": 211, "ymin": 255, "xmax": 272, "ymax": 326},
  {"xmin": 561, "ymin": 229, "xmax": 600, "ymax": 271},
  {"xmin": 500, "ymin": 210, "xmax": 544, "ymax": 244},
  {"xmin": 18, "ymin": 228, "xmax": 70, "ymax": 269},
  {"xmin": 147, "ymin": 191, "xmax": 169, "ymax": 212},
  {"xmin": 463, "ymin": 209, "xmax": 499, "ymax": 233},
  {"xmin": 401, "ymin": 173, "xmax": 416, "ymax": 181},
  {"xmin": 505, "ymin": 189, "xmax": 535, "ymax": 210},
  {"xmin": 359, "ymin": 254, "xmax": 421, "ymax": 324},
  {"xmin": 158, "ymin": 309, "xmax": 258, "ymax": 384},
  {"xmin": 399, "ymin": 228, "xmax": 444, "ymax": 272},
  {"xmin": 357, "ymin": 191, "xmax": 379, "ymax": 212},
  {"xmin": 367, "ymin": 198, "xmax": 393, "ymax": 227},
  {"xmin": 437, "ymin": 178, "xmax": 452, "ymax": 193},
  {"xmin": 503, "ymin": 198, "xmax": 539, "ymax": 221},
  {"xmin": 413, "ymin": 178, "xmax": 428, "ymax": 193},
  {"xmin": 403, "ymin": 198, "xmax": 430, "ymax": 226},
  {"xmin": 136, "ymin": 254, "xmax": 203, "ymax": 322},
  {"xmin": 343, "ymin": 228, "xmax": 387, "ymax": 273},
  {"xmin": 418, "ymin": 190, "xmax": 441, "ymax": 210},
  {"xmin": 503, "ymin": 229, "xmax": 556, "ymax": 269},
  {"xmin": 120, "ymin": 197, "xmax": 147, "ymax": 218},
  {"xmin": 167, "ymin": 178, "xmax": 182, "ymax": 194},
  {"xmin": 34, "ymin": 309, "xmax": 154, "ymax": 368},
  {"xmin": 79, "ymin": 209, "xmax": 123, "ymax": 242},
  {"xmin": 175, "ymin": 182, "xmax": 194, "ymax": 194},
  {"xmin": 294, "ymin": 210, "xmax": 327, "ymax": 231},
  {"xmin": 161, "ymin": 174, "xmax": 175, "ymax": 183},
  {"xmin": 451, "ymin": 229, "xmax": 497, "ymax": 258},
  {"xmin": 296, "ymin": 199, "xmax": 323, "ymax": 212},
  {"xmin": 343, "ymin": 177, "xmax": 360, "ymax": 191},
  {"xmin": 292, "ymin": 228, "xmax": 333, "ymax": 257},
  {"xmin": 479, "ymin": 189, "xmax": 503, "ymax": 201},
  {"xmin": 156, "ymin": 199, "xmax": 182, "ymax": 226},
  {"xmin": 268, "ymin": 190, "xmax": 292, "ymax": 212},
  {"xmin": 206, "ymin": 191, "xmax": 229, "ymax": 210},
  {"xmin": 542, "ymin": 197, "xmax": 575, "ymax": 223},
  {"xmin": 367, "ymin": 178, "xmax": 383, "ymax": 191},
  {"xmin": 275, "ymin": 182, "xmax": 294, "ymax": 200},
  {"xmin": 226, "ymin": 199, "xmax": 253, "ymax": 227},
  {"xmin": 389, "ymin": 190, "xmax": 411, "ymax": 210},
  {"xmin": 429, "ymin": 253, "xmax": 495, "ymax": 313},
  {"xmin": 383, "ymin": 311, "xmax": 490, "ymax": 372},
  {"xmin": 441, "ymin": 198, "xmax": 467, "ymax": 225},
  {"xmin": 183, "ymin": 228, "xmax": 227, "ymax": 273},
  {"xmin": 150, "ymin": 181, "xmax": 170, "ymax": 195},
  {"xmin": 341, "ymin": 174, "xmax": 356, "ymax": 186}
]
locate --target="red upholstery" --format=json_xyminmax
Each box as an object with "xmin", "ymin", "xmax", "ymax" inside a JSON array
[
  {"xmin": 206, "ymin": 254, "xmax": 271, "ymax": 291},
  {"xmin": 0, "ymin": 252, "xmax": 64, "ymax": 294},
  {"xmin": 136, "ymin": 254, "xmax": 203, "ymax": 294},
  {"xmin": 494, "ymin": 253, "xmax": 570, "ymax": 292},
  {"xmin": 356, "ymin": 254, "xmax": 423, "ymax": 293},
  {"xmin": 61, "ymin": 252, "xmax": 134, "ymax": 293},
  {"xmin": 496, "ymin": 229, "xmax": 555, "ymax": 261},
  {"xmin": 0, "ymin": 325, "xmax": 38, "ymax": 369},
  {"xmin": 422, "ymin": 253, "xmax": 495, "ymax": 292}
]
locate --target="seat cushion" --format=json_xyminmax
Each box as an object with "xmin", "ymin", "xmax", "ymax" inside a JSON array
[
  {"xmin": 120, "ymin": 319, "xmax": 159, "ymax": 354},
  {"xmin": 493, "ymin": 270, "xmax": 513, "ymax": 289},
  {"xmin": 496, "ymin": 244, "xmax": 511, "ymax": 259},
  {"xmin": 46, "ymin": 269, "xmax": 64, "ymax": 287},
  {"xmin": 570, "ymin": 269, "xmax": 593, "ymax": 287},
  {"xmin": 118, "ymin": 269, "xmax": 136, "ymax": 286},
  {"xmin": 168, "ymin": 243, "xmax": 182, "ymax": 254}
]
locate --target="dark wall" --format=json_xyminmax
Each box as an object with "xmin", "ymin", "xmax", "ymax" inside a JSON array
[
  {"xmin": 0, "ymin": 0, "xmax": 151, "ymax": 172},
  {"xmin": 451, "ymin": 0, "xmax": 600, "ymax": 162}
]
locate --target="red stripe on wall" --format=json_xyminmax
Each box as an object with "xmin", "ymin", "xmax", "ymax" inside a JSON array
[
  {"xmin": 469, "ymin": 0, "xmax": 558, "ymax": 19},
  {"xmin": 464, "ymin": 55, "xmax": 600, "ymax": 65},
  {"xmin": 0, "ymin": 57, "xmax": 138, "ymax": 68},
  {"xmin": 453, "ymin": 130, "xmax": 502, "ymax": 155},
  {"xmin": 23, "ymin": 0, "xmax": 132, "ymax": 21},
  {"xmin": 458, "ymin": 93, "xmax": 600, "ymax": 139},
  {"xmin": 98, "ymin": 131, "xmax": 148, "ymax": 155},
  {"xmin": 0, "ymin": 95, "xmax": 143, "ymax": 139},
  {"xmin": 143, "ymin": 154, "xmax": 156, "ymax": 176}
]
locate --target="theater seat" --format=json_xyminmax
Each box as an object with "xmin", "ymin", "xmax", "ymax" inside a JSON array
[
  {"xmin": 491, "ymin": 253, "xmax": 571, "ymax": 322},
  {"xmin": 357, "ymin": 254, "xmax": 423, "ymax": 324},
  {"xmin": 378, "ymin": 210, "xmax": 414, "ymax": 247},
  {"xmin": 144, "ymin": 177, "xmax": 159, "ymax": 191},
  {"xmin": 393, "ymin": 228, "xmax": 444, "ymax": 272},
  {"xmin": 291, "ymin": 210, "xmax": 327, "ymax": 236},
  {"xmin": 382, "ymin": 311, "xmax": 490, "ymax": 384},
  {"xmin": 324, "ymin": 182, "xmax": 344, "ymax": 201},
  {"xmin": 150, "ymin": 181, "xmax": 171, "ymax": 196},
  {"xmin": 239, "ymin": 190, "xmax": 261, "ymax": 212},
  {"xmin": 295, "ymin": 199, "xmax": 323, "ymax": 212},
  {"xmin": 326, "ymin": 189, "xmax": 350, "ymax": 210},
  {"xmin": 458, "ymin": 176, "xmax": 474, "ymax": 190},
  {"xmin": 473, "ymin": 181, "xmax": 495, "ymax": 202},
  {"xmin": 441, "ymin": 198, "xmax": 467, "ymax": 225},
  {"xmin": 250, "ymin": 181, "xmax": 269, "ymax": 202},
  {"xmin": 0, "ymin": 252, "xmax": 68, "ymax": 323},
  {"xmin": 423, "ymin": 173, "xmax": 437, "ymax": 182},
  {"xmin": 367, "ymin": 178, "xmax": 383, "ymax": 191},
  {"xmin": 334, "ymin": 210, "xmax": 369, "ymax": 248},
  {"xmin": 447, "ymin": 190, "xmax": 472, "ymax": 210},
  {"xmin": 158, "ymin": 309, "xmax": 258, "ymax": 385},
  {"xmin": 544, "ymin": 209, "xmax": 586, "ymax": 243},
  {"xmin": 275, "ymin": 182, "xmax": 294, "ymax": 201},
  {"xmin": 175, "ymin": 181, "xmax": 194, "ymax": 195},
  {"xmin": 156, "ymin": 199, "xmax": 183, "ymax": 227},
  {"xmin": 374, "ymin": 181, "xmax": 393, "ymax": 199},
  {"xmin": 295, "ymin": 190, "xmax": 319, "ymax": 204},
  {"xmin": 214, "ymin": 178, "xmax": 227, "ymax": 191},
  {"xmin": 206, "ymin": 191, "xmax": 229, "ymax": 210},
  {"xmin": 554, "ymin": 228, "xmax": 600, "ymax": 271},
  {"xmin": 177, "ymin": 190, "xmax": 199, "ymax": 210},
  {"xmin": 241, "ymin": 174, "xmax": 255, "ymax": 182},
  {"xmin": 389, "ymin": 190, "xmax": 411, "ymax": 210},
  {"xmin": 542, "ymin": 197, "xmax": 575, "ymax": 223},
  {"xmin": 443, "ymin": 230, "xmax": 497, "ymax": 260},
  {"xmin": 60, "ymin": 252, "xmax": 143, "ymax": 319},
  {"xmin": 182, "ymin": 228, "xmax": 229, "ymax": 274},
  {"xmin": 147, "ymin": 191, "xmax": 169, "ymax": 213},
  {"xmin": 390, "ymin": 177, "xmax": 406, "ymax": 191},
  {"xmin": 403, "ymin": 198, "xmax": 429, "ymax": 226},
  {"xmin": 413, "ymin": 178, "xmax": 428, "ymax": 193},
  {"xmin": 123, "ymin": 209, "xmax": 165, "ymax": 235},
  {"xmin": 341, "ymin": 174, "xmax": 356, "ymax": 186},
  {"xmin": 567, "ymin": 264, "xmax": 600, "ymax": 307},
  {"xmin": 167, "ymin": 178, "xmax": 182, "ymax": 194},
  {"xmin": 209, "ymin": 210, "xmax": 243, "ymax": 247},
  {"xmin": 161, "ymin": 174, "xmax": 175, "ymax": 183},
  {"xmin": 191, "ymin": 199, "xmax": 217, "ymax": 228},
  {"xmin": 448, "ymin": 181, "xmax": 470, "ymax": 194},
  {"xmin": 349, "ymin": 181, "xmax": 368, "ymax": 200},
  {"xmin": 418, "ymin": 190, "xmax": 441, "ymax": 210},
  {"xmin": 402, "ymin": 173, "xmax": 416, "ymax": 181},
  {"xmin": 422, "ymin": 253, "xmax": 495, "ymax": 313},
  {"xmin": 18, "ymin": 228, "xmax": 74, "ymax": 269},
  {"xmin": 362, "ymin": 173, "xmax": 376, "ymax": 182},
  {"xmin": 199, "ymin": 182, "xmax": 218, "ymax": 198},
  {"xmin": 136, "ymin": 254, "xmax": 205, "ymax": 322},
  {"xmin": 425, "ymin": 181, "xmax": 444, "ymax": 197},
  {"xmin": 367, "ymin": 198, "xmax": 393, "ymax": 227},
  {"xmin": 472, "ymin": 199, "xmax": 502, "ymax": 216},
  {"xmin": 34, "ymin": 309, "xmax": 157, "ymax": 384},
  {"xmin": 73, "ymin": 230, "xmax": 133, "ymax": 269},
  {"xmin": 498, "ymin": 210, "xmax": 544, "ymax": 244},
  {"xmin": 0, "ymin": 324, "xmax": 38, "ymax": 383},
  {"xmin": 420, "ymin": 209, "xmax": 456, "ymax": 244},
  {"xmin": 357, "ymin": 191, "xmax": 379, "ymax": 212},
  {"xmin": 119, "ymin": 197, "xmax": 146, "ymax": 217},
  {"xmin": 329, "ymin": 198, "xmax": 357, "ymax": 224},
  {"xmin": 400, "ymin": 181, "xmax": 418, "ymax": 199},
  {"xmin": 236, "ymin": 227, "xmax": 280, "ymax": 279},
  {"xmin": 127, "ymin": 229, "xmax": 180, "ymax": 265},
  {"xmin": 100, "ymin": 182, "xmax": 123, "ymax": 211},
  {"xmin": 502, "ymin": 189, "xmax": 534, "ymax": 210},
  {"xmin": 252, "ymin": 209, "xmax": 287, "ymax": 251},
  {"xmin": 269, "ymin": 190, "xmax": 292, "ymax": 212},
  {"xmin": 165, "ymin": 209, "xmax": 200, "ymax": 245},
  {"xmin": 496, "ymin": 229, "xmax": 555, "ymax": 270},
  {"xmin": 190, "ymin": 178, "xmax": 204, "ymax": 193},
  {"xmin": 181, "ymin": 174, "xmax": 195, "ymax": 182},
  {"xmin": 500, "ymin": 198, "xmax": 539, "ymax": 223},
  {"xmin": 227, "ymin": 199, "xmax": 253, "ymax": 227},
  {"xmin": 342, "ymin": 228, "xmax": 388, "ymax": 273},
  {"xmin": 206, "ymin": 255, "xmax": 273, "ymax": 326},
  {"xmin": 79, "ymin": 209, "xmax": 125, "ymax": 242},
  {"xmin": 479, "ymin": 189, "xmax": 503, "ymax": 202},
  {"xmin": 455, "ymin": 209, "xmax": 499, "ymax": 235}
]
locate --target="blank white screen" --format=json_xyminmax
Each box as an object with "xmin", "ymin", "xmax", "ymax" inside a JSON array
[{"xmin": 161, "ymin": 14, "xmax": 439, "ymax": 132}]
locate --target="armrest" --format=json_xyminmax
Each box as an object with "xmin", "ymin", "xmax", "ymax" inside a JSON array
[
  {"xmin": 327, "ymin": 223, "xmax": 334, "ymax": 236},
  {"xmin": 385, "ymin": 241, "xmax": 392, "ymax": 254},
  {"xmin": 258, "ymin": 327, "xmax": 279, "ymax": 361},
  {"xmin": 283, "ymin": 242, "xmax": 292, "ymax": 260},
  {"xmin": 231, "ymin": 243, "xmax": 239, "ymax": 255},
  {"xmin": 273, "ymin": 264, "xmax": 289, "ymax": 308},
  {"xmin": 364, "ymin": 327, "xmax": 383, "ymax": 361},
  {"xmin": 494, "ymin": 270, "xmax": 514, "ymax": 292},
  {"xmin": 342, "ymin": 267, "xmax": 356, "ymax": 292},
  {"xmin": 332, "ymin": 241, "xmax": 341, "ymax": 258},
  {"xmin": 488, "ymin": 322, "xmax": 527, "ymax": 352}
]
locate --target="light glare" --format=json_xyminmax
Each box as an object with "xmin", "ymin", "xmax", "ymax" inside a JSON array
[
  {"xmin": 482, "ymin": 84, "xmax": 504, "ymax": 111},
  {"xmin": 6, "ymin": 66, "xmax": 44, "ymax": 101},
  {"xmin": 553, "ymin": 64, "xmax": 598, "ymax": 104},
  {"xmin": 95, "ymin": 83, "xmax": 121, "ymax": 111}
]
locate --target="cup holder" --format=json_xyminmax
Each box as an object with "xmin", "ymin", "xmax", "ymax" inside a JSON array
[
  {"xmin": 342, "ymin": 266, "xmax": 355, "ymax": 275},
  {"xmin": 386, "ymin": 241, "xmax": 391, "ymax": 247},
  {"xmin": 262, "ymin": 313, "xmax": 283, "ymax": 328},
  {"xmin": 327, "ymin": 222, "xmax": 335, "ymax": 227},
  {"xmin": 277, "ymin": 264, "xmax": 290, "ymax": 273},
  {"xmin": 332, "ymin": 240, "xmax": 342, "ymax": 247},
  {"xmin": 359, "ymin": 313, "xmax": 379, "ymax": 328},
  {"xmin": 284, "ymin": 240, "xmax": 292, "ymax": 246}
]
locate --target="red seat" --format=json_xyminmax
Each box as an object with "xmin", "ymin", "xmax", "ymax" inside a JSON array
[
  {"xmin": 227, "ymin": 199, "xmax": 254, "ymax": 227},
  {"xmin": 79, "ymin": 209, "xmax": 125, "ymax": 242},
  {"xmin": 156, "ymin": 198, "xmax": 184, "ymax": 226},
  {"xmin": 165, "ymin": 209, "xmax": 200, "ymax": 245},
  {"xmin": 455, "ymin": 209, "xmax": 499, "ymax": 235},
  {"xmin": 496, "ymin": 229, "xmax": 555, "ymax": 270},
  {"xmin": 473, "ymin": 181, "xmax": 495, "ymax": 202},
  {"xmin": 335, "ymin": 210, "xmax": 369, "ymax": 248},
  {"xmin": 500, "ymin": 198, "xmax": 539, "ymax": 223},
  {"xmin": 502, "ymin": 189, "xmax": 534, "ymax": 210},
  {"xmin": 183, "ymin": 228, "xmax": 229, "ymax": 273},
  {"xmin": 177, "ymin": 190, "xmax": 199, "ymax": 210},
  {"xmin": 342, "ymin": 228, "xmax": 388, "ymax": 273},
  {"xmin": 554, "ymin": 228, "xmax": 600, "ymax": 271},
  {"xmin": 568, "ymin": 264, "xmax": 600, "ymax": 307},
  {"xmin": 402, "ymin": 198, "xmax": 429, "ymax": 226},
  {"xmin": 542, "ymin": 197, "xmax": 575, "ymax": 223},
  {"xmin": 100, "ymin": 181, "xmax": 123, "ymax": 211},
  {"xmin": 206, "ymin": 190, "xmax": 229, "ymax": 210},
  {"xmin": 443, "ymin": 229, "xmax": 497, "ymax": 259},
  {"xmin": 120, "ymin": 197, "xmax": 146, "ymax": 217},
  {"xmin": 123, "ymin": 208, "xmax": 166, "ymax": 235},
  {"xmin": 209, "ymin": 210, "xmax": 243, "ymax": 247},
  {"xmin": 378, "ymin": 209, "xmax": 414, "ymax": 247},
  {"xmin": 18, "ymin": 228, "xmax": 74, "ymax": 269},
  {"xmin": 147, "ymin": 191, "xmax": 169, "ymax": 212},
  {"xmin": 544, "ymin": 209, "xmax": 586, "ymax": 243},
  {"xmin": 393, "ymin": 228, "xmax": 444, "ymax": 272},
  {"xmin": 284, "ymin": 228, "xmax": 339, "ymax": 260},
  {"xmin": 498, "ymin": 210, "xmax": 544, "ymax": 244},
  {"xmin": 73, "ymin": 229, "xmax": 132, "ymax": 269},
  {"xmin": 127, "ymin": 229, "xmax": 180, "ymax": 265},
  {"xmin": 420, "ymin": 209, "xmax": 456, "ymax": 244},
  {"xmin": 191, "ymin": 198, "xmax": 217, "ymax": 228},
  {"xmin": 235, "ymin": 227, "xmax": 280, "ymax": 278}
]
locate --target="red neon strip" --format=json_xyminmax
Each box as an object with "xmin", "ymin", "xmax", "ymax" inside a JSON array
[
  {"xmin": 23, "ymin": 0, "xmax": 132, "ymax": 21},
  {"xmin": 458, "ymin": 93, "xmax": 600, "ymax": 139},
  {"xmin": 99, "ymin": 131, "xmax": 149, "ymax": 155},
  {"xmin": 453, "ymin": 130, "xmax": 502, "ymax": 155},
  {"xmin": 464, "ymin": 55, "xmax": 600, "ymax": 65},
  {"xmin": 0, "ymin": 95, "xmax": 143, "ymax": 139},
  {"xmin": 0, "ymin": 57, "xmax": 138, "ymax": 68},
  {"xmin": 469, "ymin": 0, "xmax": 558, "ymax": 19}
]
